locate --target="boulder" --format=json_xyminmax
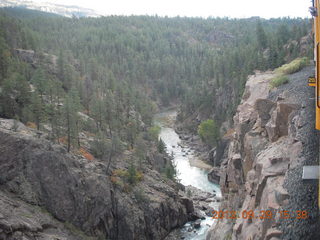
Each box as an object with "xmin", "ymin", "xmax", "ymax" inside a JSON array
[
  {"xmin": 265, "ymin": 229, "xmax": 282, "ymax": 240},
  {"xmin": 189, "ymin": 210, "xmax": 206, "ymax": 220},
  {"xmin": 193, "ymin": 219, "xmax": 201, "ymax": 229},
  {"xmin": 180, "ymin": 197, "xmax": 194, "ymax": 214},
  {"xmin": 262, "ymin": 157, "xmax": 290, "ymax": 176},
  {"xmin": 208, "ymin": 167, "xmax": 220, "ymax": 184},
  {"xmin": 205, "ymin": 209, "xmax": 214, "ymax": 217},
  {"xmin": 266, "ymin": 120, "xmax": 278, "ymax": 142},
  {"xmin": 255, "ymin": 99, "xmax": 276, "ymax": 127},
  {"xmin": 243, "ymin": 134, "xmax": 267, "ymax": 178},
  {"xmin": 266, "ymin": 103, "xmax": 300, "ymax": 142}
]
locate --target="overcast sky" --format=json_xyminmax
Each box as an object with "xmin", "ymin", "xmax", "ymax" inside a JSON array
[{"xmin": 34, "ymin": 0, "xmax": 311, "ymax": 19}]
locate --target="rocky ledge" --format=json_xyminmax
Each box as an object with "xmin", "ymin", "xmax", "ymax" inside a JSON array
[
  {"xmin": 0, "ymin": 119, "xmax": 192, "ymax": 240},
  {"xmin": 206, "ymin": 67, "xmax": 320, "ymax": 240}
]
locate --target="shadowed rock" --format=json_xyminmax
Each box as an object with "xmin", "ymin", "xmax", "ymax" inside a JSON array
[{"xmin": 0, "ymin": 120, "xmax": 189, "ymax": 240}]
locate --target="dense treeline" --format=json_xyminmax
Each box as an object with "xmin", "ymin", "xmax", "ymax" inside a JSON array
[{"xmin": 0, "ymin": 7, "xmax": 312, "ymax": 156}]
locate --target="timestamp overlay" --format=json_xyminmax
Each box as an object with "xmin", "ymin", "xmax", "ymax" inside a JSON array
[{"xmin": 212, "ymin": 210, "xmax": 309, "ymax": 220}]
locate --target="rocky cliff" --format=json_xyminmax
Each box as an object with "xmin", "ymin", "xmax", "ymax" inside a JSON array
[
  {"xmin": 206, "ymin": 66, "xmax": 320, "ymax": 240},
  {"xmin": 0, "ymin": 119, "xmax": 191, "ymax": 240}
]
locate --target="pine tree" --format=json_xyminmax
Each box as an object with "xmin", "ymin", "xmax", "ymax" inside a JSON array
[
  {"xmin": 0, "ymin": 36, "xmax": 9, "ymax": 81},
  {"xmin": 0, "ymin": 73, "xmax": 30, "ymax": 119},
  {"xmin": 29, "ymin": 90, "xmax": 45, "ymax": 130},
  {"xmin": 63, "ymin": 88, "xmax": 82, "ymax": 152},
  {"xmin": 256, "ymin": 21, "xmax": 268, "ymax": 50},
  {"xmin": 31, "ymin": 68, "xmax": 47, "ymax": 100}
]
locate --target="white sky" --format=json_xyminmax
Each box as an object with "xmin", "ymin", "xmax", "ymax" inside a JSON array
[{"xmin": 34, "ymin": 0, "xmax": 311, "ymax": 19}]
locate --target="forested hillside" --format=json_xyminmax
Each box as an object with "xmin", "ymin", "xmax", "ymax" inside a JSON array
[
  {"xmin": 0, "ymin": 7, "xmax": 315, "ymax": 240},
  {"xmin": 0, "ymin": 7, "xmax": 312, "ymax": 155}
]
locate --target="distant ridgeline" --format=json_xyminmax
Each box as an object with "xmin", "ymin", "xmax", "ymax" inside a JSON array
[{"xmin": 0, "ymin": 7, "xmax": 312, "ymax": 151}]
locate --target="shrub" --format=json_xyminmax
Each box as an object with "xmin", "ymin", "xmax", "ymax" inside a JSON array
[
  {"xmin": 110, "ymin": 175, "xmax": 125, "ymax": 189},
  {"xmin": 157, "ymin": 138, "xmax": 166, "ymax": 153},
  {"xmin": 113, "ymin": 169, "xmax": 128, "ymax": 177},
  {"xmin": 91, "ymin": 134, "xmax": 124, "ymax": 159},
  {"xmin": 136, "ymin": 171, "xmax": 144, "ymax": 181},
  {"xmin": 110, "ymin": 175, "xmax": 118, "ymax": 184},
  {"xmin": 112, "ymin": 166, "xmax": 143, "ymax": 189},
  {"xmin": 127, "ymin": 163, "xmax": 140, "ymax": 185},
  {"xmin": 79, "ymin": 147, "xmax": 94, "ymax": 161},
  {"xmin": 270, "ymin": 74, "xmax": 289, "ymax": 88},
  {"xmin": 276, "ymin": 57, "xmax": 308, "ymax": 75},
  {"xmin": 90, "ymin": 137, "xmax": 110, "ymax": 158},
  {"xmin": 148, "ymin": 125, "xmax": 161, "ymax": 141},
  {"xmin": 198, "ymin": 119, "xmax": 219, "ymax": 147},
  {"xmin": 26, "ymin": 121, "xmax": 37, "ymax": 129},
  {"xmin": 164, "ymin": 162, "xmax": 177, "ymax": 180}
]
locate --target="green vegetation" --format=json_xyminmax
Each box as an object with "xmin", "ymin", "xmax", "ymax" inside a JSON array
[
  {"xmin": 270, "ymin": 74, "xmax": 289, "ymax": 88},
  {"xmin": 157, "ymin": 138, "xmax": 166, "ymax": 153},
  {"xmin": 163, "ymin": 162, "xmax": 177, "ymax": 180},
  {"xmin": 0, "ymin": 8, "xmax": 311, "ymax": 169},
  {"xmin": 147, "ymin": 125, "xmax": 161, "ymax": 141},
  {"xmin": 111, "ymin": 166, "xmax": 144, "ymax": 188},
  {"xmin": 91, "ymin": 134, "xmax": 123, "ymax": 159},
  {"xmin": 271, "ymin": 57, "xmax": 308, "ymax": 88},
  {"xmin": 90, "ymin": 136, "xmax": 110, "ymax": 159},
  {"xmin": 127, "ymin": 163, "xmax": 140, "ymax": 185},
  {"xmin": 276, "ymin": 57, "xmax": 308, "ymax": 74},
  {"xmin": 198, "ymin": 119, "xmax": 220, "ymax": 147}
]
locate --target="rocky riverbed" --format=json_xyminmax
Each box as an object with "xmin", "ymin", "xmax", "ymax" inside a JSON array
[
  {"xmin": 174, "ymin": 119, "xmax": 230, "ymax": 187},
  {"xmin": 166, "ymin": 185, "xmax": 221, "ymax": 240},
  {"xmin": 155, "ymin": 111, "xmax": 221, "ymax": 240}
]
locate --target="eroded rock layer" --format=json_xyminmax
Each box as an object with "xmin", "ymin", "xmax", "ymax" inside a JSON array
[{"xmin": 207, "ymin": 66, "xmax": 320, "ymax": 240}]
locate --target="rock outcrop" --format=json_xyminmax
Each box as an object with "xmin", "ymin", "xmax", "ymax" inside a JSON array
[
  {"xmin": 208, "ymin": 167, "xmax": 220, "ymax": 184},
  {"xmin": 207, "ymin": 66, "xmax": 320, "ymax": 240},
  {"xmin": 0, "ymin": 119, "xmax": 190, "ymax": 240},
  {"xmin": 13, "ymin": 49, "xmax": 36, "ymax": 64},
  {"xmin": 0, "ymin": 190, "xmax": 81, "ymax": 240}
]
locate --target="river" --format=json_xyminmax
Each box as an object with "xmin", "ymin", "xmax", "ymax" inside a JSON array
[{"xmin": 154, "ymin": 110, "xmax": 221, "ymax": 240}]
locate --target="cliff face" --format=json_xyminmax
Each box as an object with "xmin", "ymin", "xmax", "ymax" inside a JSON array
[
  {"xmin": 0, "ymin": 119, "xmax": 189, "ymax": 240},
  {"xmin": 207, "ymin": 66, "xmax": 320, "ymax": 240}
]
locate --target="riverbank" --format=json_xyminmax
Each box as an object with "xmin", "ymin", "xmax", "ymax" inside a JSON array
[
  {"xmin": 155, "ymin": 110, "xmax": 221, "ymax": 240},
  {"xmin": 174, "ymin": 122, "xmax": 224, "ymax": 183}
]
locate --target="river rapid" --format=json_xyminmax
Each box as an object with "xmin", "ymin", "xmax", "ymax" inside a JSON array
[{"xmin": 154, "ymin": 110, "xmax": 221, "ymax": 240}]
